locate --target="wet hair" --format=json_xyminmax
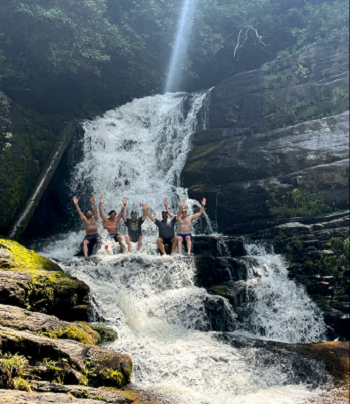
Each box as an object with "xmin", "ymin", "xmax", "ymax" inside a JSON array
[
  {"xmin": 162, "ymin": 211, "xmax": 168, "ymax": 215},
  {"xmin": 108, "ymin": 210, "xmax": 117, "ymax": 216},
  {"xmin": 85, "ymin": 210, "xmax": 92, "ymax": 216}
]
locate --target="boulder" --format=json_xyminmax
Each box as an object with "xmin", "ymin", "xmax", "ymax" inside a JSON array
[
  {"xmin": 0, "ymin": 363, "xmax": 13, "ymax": 389},
  {"xmin": 0, "ymin": 304, "xmax": 100, "ymax": 345},
  {"xmin": 0, "ymin": 326, "xmax": 132, "ymax": 389},
  {"xmin": 0, "ymin": 238, "xmax": 90, "ymax": 321}
]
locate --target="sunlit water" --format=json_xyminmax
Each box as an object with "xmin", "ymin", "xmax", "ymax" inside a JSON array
[{"xmin": 34, "ymin": 92, "xmax": 336, "ymax": 404}]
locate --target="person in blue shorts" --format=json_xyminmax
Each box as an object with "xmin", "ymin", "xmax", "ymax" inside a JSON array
[{"xmin": 164, "ymin": 197, "xmax": 206, "ymax": 256}]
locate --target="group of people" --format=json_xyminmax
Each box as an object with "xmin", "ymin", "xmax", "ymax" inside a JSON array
[{"xmin": 72, "ymin": 195, "xmax": 206, "ymax": 258}]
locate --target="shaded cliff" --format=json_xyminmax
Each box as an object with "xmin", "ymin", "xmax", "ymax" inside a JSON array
[{"xmin": 182, "ymin": 42, "xmax": 349, "ymax": 235}]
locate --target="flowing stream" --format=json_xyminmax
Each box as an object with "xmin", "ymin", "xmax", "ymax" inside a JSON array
[{"xmin": 34, "ymin": 92, "xmax": 344, "ymax": 404}]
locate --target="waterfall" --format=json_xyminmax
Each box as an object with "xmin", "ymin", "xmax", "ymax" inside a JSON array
[
  {"xmin": 34, "ymin": 91, "xmax": 335, "ymax": 404},
  {"xmin": 233, "ymin": 241, "xmax": 327, "ymax": 343}
]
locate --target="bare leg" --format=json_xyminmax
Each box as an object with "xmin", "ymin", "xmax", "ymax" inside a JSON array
[
  {"xmin": 117, "ymin": 235, "xmax": 126, "ymax": 252},
  {"xmin": 157, "ymin": 238, "xmax": 167, "ymax": 255},
  {"xmin": 170, "ymin": 236, "xmax": 178, "ymax": 256},
  {"xmin": 137, "ymin": 236, "xmax": 143, "ymax": 251},
  {"xmin": 125, "ymin": 236, "xmax": 132, "ymax": 253},
  {"xmin": 178, "ymin": 237, "xmax": 183, "ymax": 254},
  {"xmin": 83, "ymin": 240, "xmax": 89, "ymax": 258},
  {"xmin": 185, "ymin": 236, "xmax": 192, "ymax": 256}
]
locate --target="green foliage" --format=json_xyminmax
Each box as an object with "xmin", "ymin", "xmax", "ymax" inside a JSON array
[
  {"xmin": 304, "ymin": 238, "xmax": 349, "ymax": 295},
  {"xmin": 0, "ymin": 353, "xmax": 27, "ymax": 378},
  {"xmin": 13, "ymin": 377, "xmax": 32, "ymax": 392},
  {"xmin": 289, "ymin": 1, "xmax": 349, "ymax": 51},
  {"xmin": 266, "ymin": 186, "xmax": 334, "ymax": 219}
]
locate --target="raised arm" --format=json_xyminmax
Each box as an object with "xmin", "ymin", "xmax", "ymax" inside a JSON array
[
  {"xmin": 163, "ymin": 198, "xmax": 175, "ymax": 218},
  {"xmin": 121, "ymin": 205, "xmax": 127, "ymax": 223},
  {"xmin": 191, "ymin": 198, "xmax": 207, "ymax": 221},
  {"xmin": 143, "ymin": 202, "xmax": 156, "ymax": 223},
  {"xmin": 73, "ymin": 196, "xmax": 86, "ymax": 223},
  {"xmin": 99, "ymin": 197, "xmax": 108, "ymax": 221},
  {"xmin": 175, "ymin": 199, "xmax": 184, "ymax": 220},
  {"xmin": 141, "ymin": 201, "xmax": 147, "ymax": 221},
  {"xmin": 91, "ymin": 195, "xmax": 98, "ymax": 218}
]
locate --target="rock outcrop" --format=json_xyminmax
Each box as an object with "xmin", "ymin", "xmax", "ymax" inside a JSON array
[
  {"xmin": 207, "ymin": 42, "xmax": 349, "ymax": 133},
  {"xmin": 0, "ymin": 238, "xmax": 90, "ymax": 321},
  {"xmin": 183, "ymin": 111, "xmax": 349, "ymax": 234},
  {"xmin": 0, "ymin": 304, "xmax": 100, "ymax": 345}
]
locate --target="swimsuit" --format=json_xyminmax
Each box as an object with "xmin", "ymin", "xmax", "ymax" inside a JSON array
[
  {"xmin": 162, "ymin": 237, "xmax": 174, "ymax": 245},
  {"xmin": 107, "ymin": 233, "xmax": 120, "ymax": 241},
  {"xmin": 84, "ymin": 233, "xmax": 100, "ymax": 243},
  {"xmin": 178, "ymin": 233, "xmax": 192, "ymax": 241}
]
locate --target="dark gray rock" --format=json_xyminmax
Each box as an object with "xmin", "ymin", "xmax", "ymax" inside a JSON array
[
  {"xmin": 183, "ymin": 112, "xmax": 349, "ymax": 234},
  {"xmin": 207, "ymin": 42, "xmax": 349, "ymax": 133}
]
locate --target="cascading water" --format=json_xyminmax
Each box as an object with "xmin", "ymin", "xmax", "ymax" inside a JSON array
[
  {"xmin": 34, "ymin": 91, "xmax": 343, "ymax": 404},
  {"xmin": 233, "ymin": 241, "xmax": 327, "ymax": 343}
]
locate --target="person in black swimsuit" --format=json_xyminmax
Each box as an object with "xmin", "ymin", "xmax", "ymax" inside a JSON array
[{"xmin": 121, "ymin": 198, "xmax": 147, "ymax": 252}]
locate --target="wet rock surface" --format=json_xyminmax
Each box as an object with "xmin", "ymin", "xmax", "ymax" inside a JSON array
[
  {"xmin": 183, "ymin": 112, "xmax": 349, "ymax": 234},
  {"xmin": 217, "ymin": 335, "xmax": 349, "ymax": 386},
  {"xmin": 207, "ymin": 42, "xmax": 349, "ymax": 133}
]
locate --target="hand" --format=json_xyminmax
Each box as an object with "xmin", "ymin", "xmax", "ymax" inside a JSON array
[
  {"xmin": 163, "ymin": 198, "xmax": 168, "ymax": 206},
  {"xmin": 179, "ymin": 199, "xmax": 184, "ymax": 207},
  {"xmin": 142, "ymin": 201, "xmax": 148, "ymax": 211},
  {"xmin": 201, "ymin": 198, "xmax": 207, "ymax": 207},
  {"xmin": 99, "ymin": 196, "xmax": 104, "ymax": 205},
  {"xmin": 91, "ymin": 195, "xmax": 96, "ymax": 202},
  {"xmin": 123, "ymin": 197, "xmax": 127, "ymax": 206},
  {"xmin": 121, "ymin": 205, "xmax": 125, "ymax": 211},
  {"xmin": 73, "ymin": 196, "xmax": 79, "ymax": 205}
]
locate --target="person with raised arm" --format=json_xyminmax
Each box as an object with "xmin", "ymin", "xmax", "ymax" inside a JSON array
[
  {"xmin": 164, "ymin": 197, "xmax": 207, "ymax": 256},
  {"xmin": 121, "ymin": 197, "xmax": 147, "ymax": 252},
  {"xmin": 143, "ymin": 199, "xmax": 184, "ymax": 256},
  {"xmin": 72, "ymin": 195, "xmax": 100, "ymax": 258},
  {"xmin": 99, "ymin": 196, "xmax": 126, "ymax": 253}
]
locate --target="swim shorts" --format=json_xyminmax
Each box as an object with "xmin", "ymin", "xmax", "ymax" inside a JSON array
[
  {"xmin": 178, "ymin": 234, "xmax": 192, "ymax": 241},
  {"xmin": 84, "ymin": 234, "xmax": 100, "ymax": 244},
  {"xmin": 129, "ymin": 235, "xmax": 141, "ymax": 243},
  {"xmin": 107, "ymin": 233, "xmax": 120, "ymax": 241},
  {"xmin": 161, "ymin": 237, "xmax": 173, "ymax": 245}
]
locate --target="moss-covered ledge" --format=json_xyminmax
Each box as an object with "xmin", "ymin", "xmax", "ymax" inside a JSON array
[{"xmin": 0, "ymin": 237, "xmax": 90, "ymax": 321}]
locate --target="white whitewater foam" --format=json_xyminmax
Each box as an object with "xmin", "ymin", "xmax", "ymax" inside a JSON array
[
  {"xmin": 35, "ymin": 92, "xmax": 331, "ymax": 404},
  {"xmin": 234, "ymin": 242, "xmax": 327, "ymax": 343}
]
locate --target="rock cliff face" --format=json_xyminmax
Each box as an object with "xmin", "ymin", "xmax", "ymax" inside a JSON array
[
  {"xmin": 182, "ymin": 44, "xmax": 349, "ymax": 235},
  {"xmin": 207, "ymin": 42, "xmax": 349, "ymax": 133},
  {"xmin": 183, "ymin": 111, "xmax": 349, "ymax": 234}
]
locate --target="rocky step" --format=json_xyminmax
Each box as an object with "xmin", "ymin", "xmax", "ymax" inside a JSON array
[
  {"xmin": 0, "ymin": 304, "xmax": 102, "ymax": 345},
  {"xmin": 0, "ymin": 326, "xmax": 132, "ymax": 389}
]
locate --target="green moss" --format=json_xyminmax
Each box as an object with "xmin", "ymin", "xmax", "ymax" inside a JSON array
[
  {"xmin": 89, "ymin": 324, "xmax": 117, "ymax": 344},
  {"xmin": 0, "ymin": 237, "xmax": 61, "ymax": 273},
  {"xmin": 38, "ymin": 323, "xmax": 98, "ymax": 345},
  {"xmin": 210, "ymin": 285, "xmax": 229, "ymax": 296},
  {"xmin": 13, "ymin": 377, "xmax": 31, "ymax": 392},
  {"xmin": 265, "ymin": 186, "xmax": 334, "ymax": 219}
]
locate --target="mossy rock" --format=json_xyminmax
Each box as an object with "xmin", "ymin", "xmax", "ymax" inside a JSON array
[
  {"xmin": 0, "ymin": 238, "xmax": 90, "ymax": 321},
  {"xmin": 89, "ymin": 324, "xmax": 118, "ymax": 345}
]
